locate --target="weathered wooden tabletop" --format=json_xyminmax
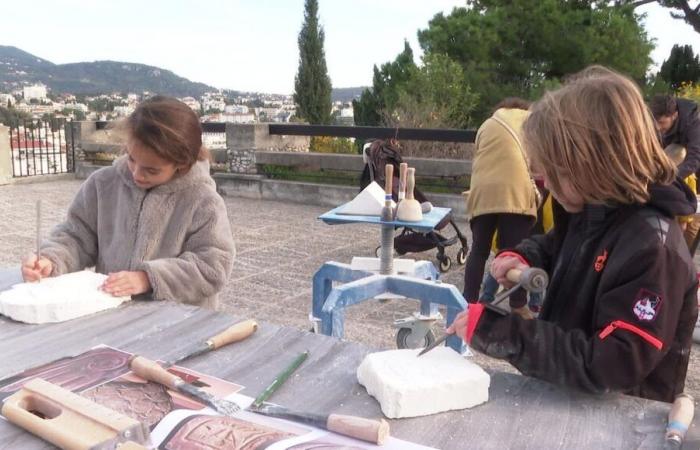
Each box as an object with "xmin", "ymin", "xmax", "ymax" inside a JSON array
[{"xmin": 0, "ymin": 301, "xmax": 696, "ymax": 449}]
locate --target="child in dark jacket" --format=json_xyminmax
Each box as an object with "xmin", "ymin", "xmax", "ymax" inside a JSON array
[{"xmin": 448, "ymin": 66, "xmax": 698, "ymax": 403}]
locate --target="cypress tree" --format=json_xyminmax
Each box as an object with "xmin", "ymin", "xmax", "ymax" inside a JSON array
[
  {"xmin": 293, "ymin": 0, "xmax": 332, "ymax": 124},
  {"xmin": 659, "ymin": 44, "xmax": 700, "ymax": 90}
]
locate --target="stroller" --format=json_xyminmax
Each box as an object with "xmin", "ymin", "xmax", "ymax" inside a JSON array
[{"xmin": 360, "ymin": 139, "xmax": 469, "ymax": 272}]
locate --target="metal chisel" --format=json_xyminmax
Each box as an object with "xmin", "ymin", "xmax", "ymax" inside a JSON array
[
  {"xmin": 129, "ymin": 355, "xmax": 242, "ymax": 416},
  {"xmin": 164, "ymin": 319, "xmax": 258, "ymax": 367}
]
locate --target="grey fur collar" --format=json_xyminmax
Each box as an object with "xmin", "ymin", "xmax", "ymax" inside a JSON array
[{"xmin": 113, "ymin": 155, "xmax": 214, "ymax": 194}]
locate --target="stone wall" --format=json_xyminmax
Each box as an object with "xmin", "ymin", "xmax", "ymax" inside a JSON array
[{"xmin": 226, "ymin": 123, "xmax": 309, "ymax": 174}]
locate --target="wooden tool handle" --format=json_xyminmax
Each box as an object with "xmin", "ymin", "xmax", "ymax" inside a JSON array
[
  {"xmin": 406, "ymin": 168, "xmax": 416, "ymax": 201},
  {"xmin": 117, "ymin": 442, "xmax": 149, "ymax": 450},
  {"xmin": 399, "ymin": 163, "xmax": 408, "ymax": 199},
  {"xmin": 130, "ymin": 356, "xmax": 182, "ymax": 389},
  {"xmin": 326, "ymin": 414, "xmax": 390, "ymax": 445},
  {"xmin": 208, "ymin": 319, "xmax": 258, "ymax": 349},
  {"xmin": 384, "ymin": 164, "xmax": 393, "ymax": 196},
  {"xmin": 666, "ymin": 393, "xmax": 695, "ymax": 445},
  {"xmin": 2, "ymin": 378, "xmax": 148, "ymax": 450},
  {"xmin": 505, "ymin": 268, "xmax": 522, "ymax": 284}
]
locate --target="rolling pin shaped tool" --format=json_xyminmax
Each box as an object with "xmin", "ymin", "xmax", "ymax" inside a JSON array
[
  {"xmin": 164, "ymin": 319, "xmax": 258, "ymax": 367},
  {"xmin": 1, "ymin": 378, "xmax": 150, "ymax": 450},
  {"xmin": 129, "ymin": 355, "xmax": 242, "ymax": 416},
  {"xmin": 665, "ymin": 393, "xmax": 695, "ymax": 448}
]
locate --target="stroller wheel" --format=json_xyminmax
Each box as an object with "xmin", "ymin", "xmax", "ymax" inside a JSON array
[
  {"xmin": 457, "ymin": 248, "xmax": 467, "ymax": 265},
  {"xmin": 396, "ymin": 328, "xmax": 436, "ymax": 349},
  {"xmin": 439, "ymin": 256, "xmax": 452, "ymax": 273}
]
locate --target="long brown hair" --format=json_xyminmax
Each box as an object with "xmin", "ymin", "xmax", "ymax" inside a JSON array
[
  {"xmin": 522, "ymin": 65, "xmax": 675, "ymax": 205},
  {"xmin": 123, "ymin": 96, "xmax": 208, "ymax": 170}
]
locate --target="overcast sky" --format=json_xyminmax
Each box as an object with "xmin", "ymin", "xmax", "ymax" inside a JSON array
[{"xmin": 0, "ymin": 0, "xmax": 696, "ymax": 94}]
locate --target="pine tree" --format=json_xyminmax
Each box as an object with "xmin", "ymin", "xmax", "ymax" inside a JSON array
[
  {"xmin": 293, "ymin": 0, "xmax": 332, "ymax": 124},
  {"xmin": 659, "ymin": 45, "xmax": 700, "ymax": 90}
]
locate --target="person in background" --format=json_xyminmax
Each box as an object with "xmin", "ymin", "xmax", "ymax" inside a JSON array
[
  {"xmin": 480, "ymin": 187, "xmax": 554, "ymax": 313},
  {"xmin": 651, "ymin": 95, "xmax": 700, "ymax": 250},
  {"xmin": 463, "ymin": 98, "xmax": 539, "ymax": 320},
  {"xmin": 20, "ymin": 96, "xmax": 235, "ymax": 309},
  {"xmin": 449, "ymin": 66, "xmax": 697, "ymax": 403}
]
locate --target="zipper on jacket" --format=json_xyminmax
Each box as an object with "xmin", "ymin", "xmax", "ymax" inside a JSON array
[
  {"xmin": 598, "ymin": 320, "xmax": 663, "ymax": 350},
  {"xmin": 129, "ymin": 191, "xmax": 148, "ymax": 270}
]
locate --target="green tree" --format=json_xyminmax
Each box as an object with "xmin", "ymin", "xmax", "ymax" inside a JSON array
[
  {"xmin": 293, "ymin": 0, "xmax": 332, "ymax": 124},
  {"xmin": 417, "ymin": 0, "xmax": 653, "ymax": 121},
  {"xmin": 659, "ymin": 44, "xmax": 700, "ymax": 90},
  {"xmin": 353, "ymin": 41, "xmax": 417, "ymax": 127},
  {"xmin": 392, "ymin": 53, "xmax": 477, "ymax": 129},
  {"xmin": 597, "ymin": 1, "xmax": 700, "ymax": 34}
]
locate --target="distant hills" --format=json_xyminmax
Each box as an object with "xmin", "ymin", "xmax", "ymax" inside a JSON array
[
  {"xmin": 0, "ymin": 45, "xmax": 368, "ymax": 100},
  {"xmin": 0, "ymin": 46, "xmax": 216, "ymax": 97}
]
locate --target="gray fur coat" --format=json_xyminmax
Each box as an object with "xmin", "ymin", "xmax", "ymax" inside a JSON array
[{"xmin": 41, "ymin": 156, "xmax": 235, "ymax": 309}]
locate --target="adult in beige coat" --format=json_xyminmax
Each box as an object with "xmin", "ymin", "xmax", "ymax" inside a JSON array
[
  {"xmin": 21, "ymin": 96, "xmax": 235, "ymax": 310},
  {"xmin": 464, "ymin": 98, "xmax": 537, "ymax": 312}
]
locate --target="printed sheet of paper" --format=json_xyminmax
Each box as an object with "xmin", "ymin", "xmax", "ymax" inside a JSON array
[
  {"xmin": 1, "ymin": 346, "xmax": 436, "ymax": 449},
  {"xmin": 152, "ymin": 393, "xmax": 438, "ymax": 450}
]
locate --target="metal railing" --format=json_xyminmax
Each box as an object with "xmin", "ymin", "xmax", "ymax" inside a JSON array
[
  {"xmin": 9, "ymin": 119, "xmax": 74, "ymax": 177},
  {"xmin": 268, "ymin": 124, "xmax": 476, "ymax": 143}
]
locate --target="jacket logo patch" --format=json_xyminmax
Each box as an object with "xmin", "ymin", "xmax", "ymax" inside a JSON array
[
  {"xmin": 594, "ymin": 249, "xmax": 608, "ymax": 272},
  {"xmin": 632, "ymin": 289, "xmax": 663, "ymax": 321}
]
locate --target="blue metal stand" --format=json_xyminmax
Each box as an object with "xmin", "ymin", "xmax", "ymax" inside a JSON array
[
  {"xmin": 312, "ymin": 202, "xmax": 468, "ymax": 353},
  {"xmin": 311, "ymin": 262, "xmax": 467, "ymax": 351}
]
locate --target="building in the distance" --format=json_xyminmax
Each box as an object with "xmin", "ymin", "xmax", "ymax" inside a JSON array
[
  {"xmin": 23, "ymin": 84, "xmax": 48, "ymax": 101},
  {"xmin": 180, "ymin": 97, "xmax": 201, "ymax": 112}
]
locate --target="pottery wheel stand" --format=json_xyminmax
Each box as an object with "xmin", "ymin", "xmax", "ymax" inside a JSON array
[{"xmin": 311, "ymin": 204, "xmax": 467, "ymax": 352}]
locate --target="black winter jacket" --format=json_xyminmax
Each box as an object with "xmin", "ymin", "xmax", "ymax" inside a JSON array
[
  {"xmin": 468, "ymin": 179, "xmax": 698, "ymax": 402},
  {"xmin": 663, "ymin": 98, "xmax": 700, "ymax": 179}
]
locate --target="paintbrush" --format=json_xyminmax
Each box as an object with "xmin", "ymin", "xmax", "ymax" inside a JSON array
[{"xmin": 35, "ymin": 200, "xmax": 41, "ymax": 282}]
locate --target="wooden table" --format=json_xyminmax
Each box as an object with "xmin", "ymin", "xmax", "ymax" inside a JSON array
[{"xmin": 0, "ymin": 302, "xmax": 696, "ymax": 449}]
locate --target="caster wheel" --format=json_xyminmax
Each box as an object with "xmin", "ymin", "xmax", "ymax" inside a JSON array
[
  {"xmin": 396, "ymin": 328, "xmax": 436, "ymax": 349},
  {"xmin": 457, "ymin": 248, "xmax": 467, "ymax": 265},
  {"xmin": 375, "ymin": 246, "xmax": 381, "ymax": 257},
  {"xmin": 439, "ymin": 256, "xmax": 452, "ymax": 273}
]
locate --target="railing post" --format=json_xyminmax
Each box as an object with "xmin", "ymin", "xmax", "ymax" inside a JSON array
[
  {"xmin": 0, "ymin": 125, "xmax": 11, "ymax": 184},
  {"xmin": 225, "ymin": 123, "xmax": 310, "ymax": 174}
]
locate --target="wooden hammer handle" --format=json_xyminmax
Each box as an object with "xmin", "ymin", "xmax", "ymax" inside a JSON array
[
  {"xmin": 384, "ymin": 164, "xmax": 393, "ymax": 196},
  {"xmin": 406, "ymin": 168, "xmax": 416, "ymax": 201},
  {"xmin": 207, "ymin": 319, "xmax": 258, "ymax": 350},
  {"xmin": 129, "ymin": 356, "xmax": 182, "ymax": 390},
  {"xmin": 326, "ymin": 414, "xmax": 390, "ymax": 445},
  {"xmin": 399, "ymin": 163, "xmax": 408, "ymax": 199},
  {"xmin": 505, "ymin": 268, "xmax": 522, "ymax": 284}
]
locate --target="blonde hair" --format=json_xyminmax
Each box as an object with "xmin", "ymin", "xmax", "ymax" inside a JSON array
[{"xmin": 523, "ymin": 65, "xmax": 675, "ymax": 205}]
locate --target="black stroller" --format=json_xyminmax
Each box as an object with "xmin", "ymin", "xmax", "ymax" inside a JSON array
[{"xmin": 360, "ymin": 139, "xmax": 469, "ymax": 272}]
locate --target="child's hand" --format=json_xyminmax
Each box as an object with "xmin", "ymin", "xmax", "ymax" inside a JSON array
[
  {"xmin": 491, "ymin": 255, "xmax": 529, "ymax": 288},
  {"xmin": 21, "ymin": 254, "xmax": 53, "ymax": 282},
  {"xmin": 446, "ymin": 310, "xmax": 467, "ymax": 341},
  {"xmin": 102, "ymin": 271, "xmax": 150, "ymax": 297}
]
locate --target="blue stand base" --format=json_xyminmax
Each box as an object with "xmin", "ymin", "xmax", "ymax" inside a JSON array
[{"xmin": 311, "ymin": 261, "xmax": 467, "ymax": 352}]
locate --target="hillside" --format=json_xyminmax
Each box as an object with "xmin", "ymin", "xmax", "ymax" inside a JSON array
[{"xmin": 0, "ymin": 46, "xmax": 216, "ymax": 97}]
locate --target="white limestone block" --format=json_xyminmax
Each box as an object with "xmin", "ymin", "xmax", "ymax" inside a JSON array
[
  {"xmin": 357, "ymin": 347, "xmax": 490, "ymax": 418},
  {"xmin": 337, "ymin": 181, "xmax": 395, "ymax": 216},
  {"xmin": 0, "ymin": 270, "xmax": 131, "ymax": 324}
]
